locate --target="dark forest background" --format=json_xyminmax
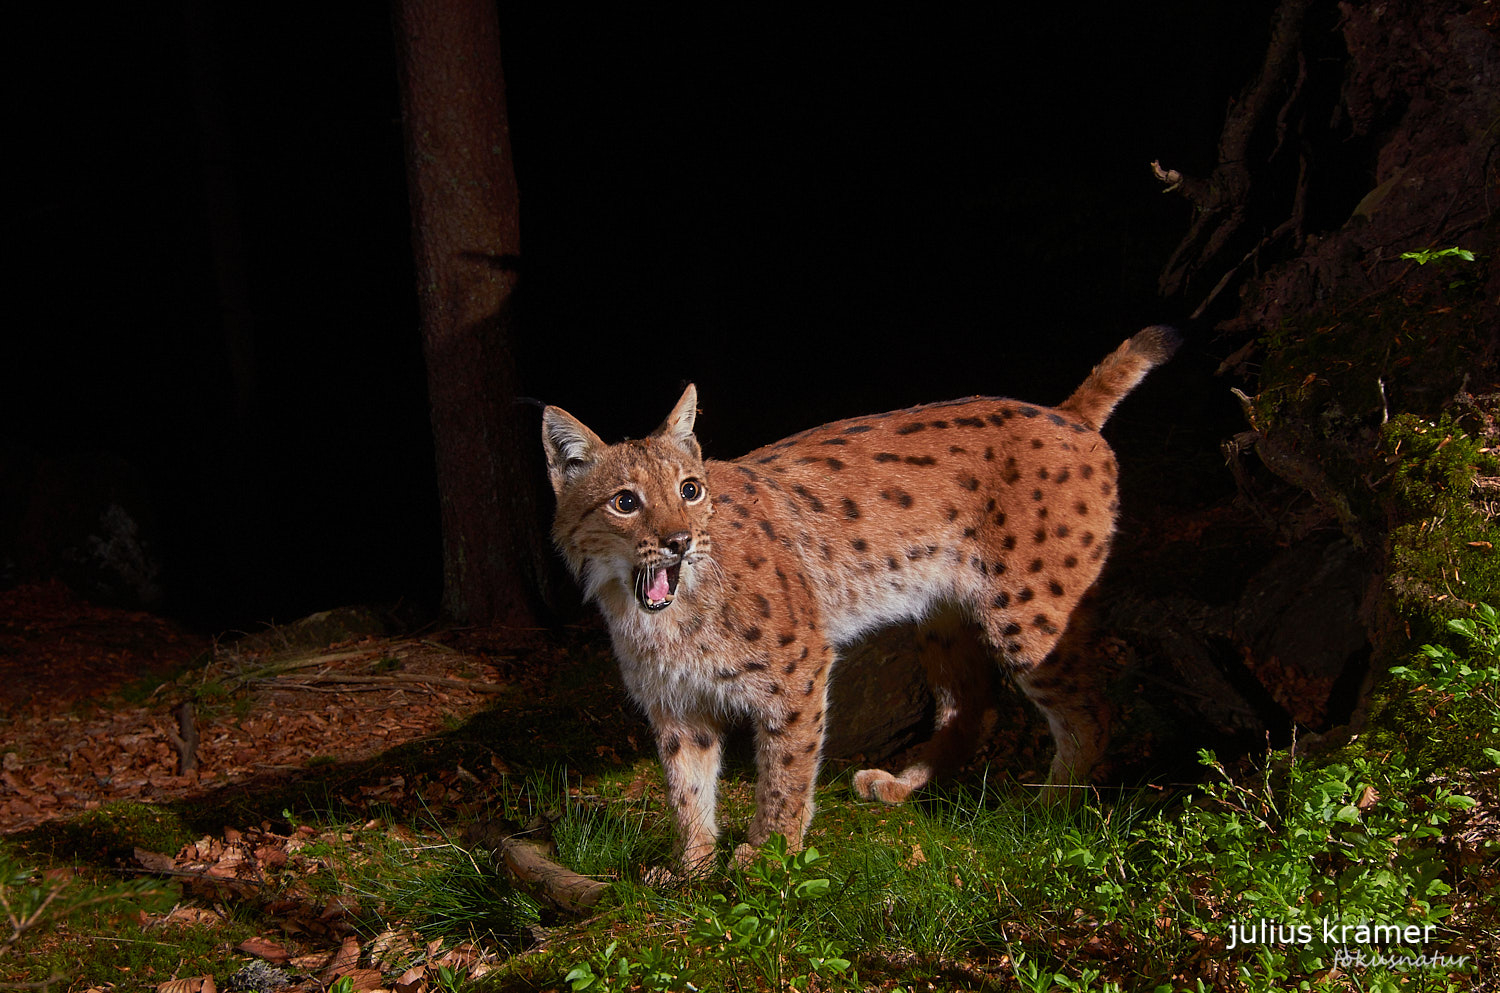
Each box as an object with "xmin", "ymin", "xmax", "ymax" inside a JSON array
[{"xmin": 10, "ymin": 5, "xmax": 1291, "ymax": 630}]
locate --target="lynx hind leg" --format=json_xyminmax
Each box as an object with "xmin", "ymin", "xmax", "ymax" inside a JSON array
[
  {"xmin": 854, "ymin": 612, "xmax": 995, "ymax": 805},
  {"xmin": 1009, "ymin": 619, "xmax": 1109, "ymax": 805},
  {"xmin": 651, "ymin": 710, "xmax": 725, "ymax": 877}
]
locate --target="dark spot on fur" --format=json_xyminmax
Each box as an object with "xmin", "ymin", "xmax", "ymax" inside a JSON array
[
  {"xmin": 992, "ymin": 592, "xmax": 1011, "ymax": 608},
  {"xmin": 820, "ymin": 438, "xmax": 848, "ymax": 446},
  {"xmin": 1033, "ymin": 528, "xmax": 1046, "ymax": 544},
  {"xmin": 1031, "ymin": 489, "xmax": 1044, "ymax": 501},
  {"xmin": 1031, "ymin": 439, "xmax": 1044, "ymax": 449},
  {"xmin": 1064, "ymin": 555, "xmax": 1078, "ymax": 568},
  {"xmin": 1056, "ymin": 524, "xmax": 1070, "ymax": 538},
  {"xmin": 1047, "ymin": 413, "xmax": 1065, "ymax": 426},
  {"xmin": 946, "ymin": 506, "xmax": 960, "ymax": 521},
  {"xmin": 804, "ymin": 680, "xmax": 816, "ymax": 695},
  {"xmin": 1018, "ymin": 406, "xmax": 1039, "ymax": 417},
  {"xmin": 1081, "ymin": 533, "xmax": 1095, "ymax": 546},
  {"xmin": 1018, "ymin": 587, "xmax": 1035, "ymax": 602},
  {"xmin": 852, "ymin": 538, "xmax": 868, "ymax": 552},
  {"xmin": 758, "ymin": 520, "xmax": 777, "ymax": 540},
  {"xmin": 1028, "ymin": 558, "xmax": 1043, "ymax": 572},
  {"xmin": 744, "ymin": 626, "xmax": 763, "ymax": 642},
  {"xmin": 1055, "ymin": 468, "xmax": 1071, "ymax": 483},
  {"xmin": 1002, "ymin": 534, "xmax": 1017, "ymax": 550},
  {"xmin": 955, "ymin": 416, "xmax": 985, "ymax": 428},
  {"xmin": 1081, "ymin": 464, "xmax": 1095, "ymax": 479},
  {"xmin": 959, "ymin": 476, "xmax": 980, "ymax": 491},
  {"xmin": 792, "ymin": 485, "xmax": 825, "ymax": 512},
  {"xmin": 874, "ymin": 452, "xmax": 900, "ymax": 463},
  {"xmin": 826, "ymin": 458, "xmax": 845, "ymax": 471},
  {"xmin": 896, "ymin": 422, "xmax": 926, "ymax": 435},
  {"xmin": 1003, "ymin": 622, "xmax": 1022, "ymax": 636},
  {"xmin": 1049, "ymin": 581, "xmax": 1065, "ymax": 596},
  {"xmin": 905, "ymin": 455, "xmax": 937, "ymax": 466},
  {"xmin": 663, "ymin": 735, "xmax": 681, "ymax": 757},
  {"xmin": 842, "ymin": 497, "xmax": 860, "ymax": 520},
  {"xmin": 844, "ymin": 424, "xmax": 873, "ymax": 434},
  {"xmin": 887, "ymin": 557, "xmax": 900, "ymax": 570}
]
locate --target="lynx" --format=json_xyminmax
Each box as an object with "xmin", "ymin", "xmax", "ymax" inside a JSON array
[{"xmin": 542, "ymin": 326, "xmax": 1179, "ymax": 873}]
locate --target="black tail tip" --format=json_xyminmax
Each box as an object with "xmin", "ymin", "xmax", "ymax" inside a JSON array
[{"xmin": 1131, "ymin": 325, "xmax": 1183, "ymax": 364}]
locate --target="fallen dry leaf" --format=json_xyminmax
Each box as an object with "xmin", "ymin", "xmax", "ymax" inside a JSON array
[
  {"xmin": 234, "ymin": 936, "xmax": 291, "ymax": 964},
  {"xmin": 320, "ymin": 934, "xmax": 362, "ymax": 981},
  {"xmin": 155, "ymin": 977, "xmax": 216, "ymax": 993}
]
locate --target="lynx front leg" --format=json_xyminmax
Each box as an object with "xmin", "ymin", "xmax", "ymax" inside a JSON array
[
  {"xmin": 744, "ymin": 693, "xmax": 827, "ymax": 855},
  {"xmin": 651, "ymin": 709, "xmax": 724, "ymax": 876}
]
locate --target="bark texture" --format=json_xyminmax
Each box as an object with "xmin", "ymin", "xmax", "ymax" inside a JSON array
[{"xmin": 393, "ymin": 0, "xmax": 553, "ymax": 624}]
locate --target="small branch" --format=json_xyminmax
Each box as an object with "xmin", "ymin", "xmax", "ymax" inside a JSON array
[
  {"xmin": 163, "ymin": 702, "xmax": 199, "ymax": 775},
  {"xmin": 499, "ymin": 838, "xmax": 609, "ymax": 914},
  {"xmin": 264, "ymin": 672, "xmax": 507, "ymax": 694}
]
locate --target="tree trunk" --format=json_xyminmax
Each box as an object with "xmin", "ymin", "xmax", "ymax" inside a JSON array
[{"xmin": 392, "ymin": 0, "xmax": 552, "ymax": 625}]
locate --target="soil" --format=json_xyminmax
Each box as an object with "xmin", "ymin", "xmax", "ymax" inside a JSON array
[{"xmin": 0, "ymin": 582, "xmax": 578, "ymax": 837}]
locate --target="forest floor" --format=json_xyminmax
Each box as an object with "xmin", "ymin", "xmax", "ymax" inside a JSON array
[
  {"xmin": 0, "ymin": 581, "xmax": 668, "ymax": 989},
  {"xmin": 0, "ymin": 582, "xmax": 525, "ymax": 837}
]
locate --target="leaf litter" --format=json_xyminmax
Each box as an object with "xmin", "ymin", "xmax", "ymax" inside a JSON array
[{"xmin": 0, "ymin": 582, "xmax": 610, "ymax": 990}]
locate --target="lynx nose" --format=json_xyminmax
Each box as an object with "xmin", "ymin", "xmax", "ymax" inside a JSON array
[{"xmin": 663, "ymin": 531, "xmax": 692, "ymax": 557}]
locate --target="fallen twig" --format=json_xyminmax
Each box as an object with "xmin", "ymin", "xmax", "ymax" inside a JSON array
[
  {"xmin": 498, "ymin": 838, "xmax": 609, "ymax": 914},
  {"xmin": 164, "ymin": 702, "xmax": 199, "ymax": 775},
  {"xmin": 265, "ymin": 673, "xmax": 507, "ymax": 693}
]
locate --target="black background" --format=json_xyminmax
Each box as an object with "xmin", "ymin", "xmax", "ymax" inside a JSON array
[{"xmin": 7, "ymin": 5, "xmax": 1277, "ymax": 629}]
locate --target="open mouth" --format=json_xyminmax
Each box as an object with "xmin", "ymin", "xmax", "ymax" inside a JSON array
[{"xmin": 635, "ymin": 562, "xmax": 683, "ymax": 611}]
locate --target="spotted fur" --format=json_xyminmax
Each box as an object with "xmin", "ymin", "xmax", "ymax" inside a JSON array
[{"xmin": 542, "ymin": 326, "xmax": 1179, "ymax": 873}]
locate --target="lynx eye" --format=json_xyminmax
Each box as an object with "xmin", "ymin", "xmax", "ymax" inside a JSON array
[
  {"xmin": 609, "ymin": 491, "xmax": 641, "ymax": 514},
  {"xmin": 680, "ymin": 478, "xmax": 704, "ymax": 502}
]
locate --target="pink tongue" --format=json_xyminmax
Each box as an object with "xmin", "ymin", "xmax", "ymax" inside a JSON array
[{"xmin": 647, "ymin": 567, "xmax": 672, "ymax": 601}]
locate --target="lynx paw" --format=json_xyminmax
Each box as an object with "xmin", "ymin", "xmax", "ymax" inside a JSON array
[{"xmin": 852, "ymin": 768, "xmax": 916, "ymax": 804}]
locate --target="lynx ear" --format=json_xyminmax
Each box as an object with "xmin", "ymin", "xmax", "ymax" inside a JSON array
[
  {"xmin": 653, "ymin": 384, "xmax": 701, "ymax": 458},
  {"xmin": 542, "ymin": 405, "xmax": 608, "ymax": 495}
]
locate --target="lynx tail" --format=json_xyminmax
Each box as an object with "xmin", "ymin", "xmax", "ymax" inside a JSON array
[{"xmin": 1057, "ymin": 325, "xmax": 1181, "ymax": 431}]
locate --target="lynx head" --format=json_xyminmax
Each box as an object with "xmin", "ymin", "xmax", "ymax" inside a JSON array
[{"xmin": 542, "ymin": 385, "xmax": 715, "ymax": 614}]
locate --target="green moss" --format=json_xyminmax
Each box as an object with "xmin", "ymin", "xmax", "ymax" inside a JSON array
[
  {"xmin": 13, "ymin": 800, "xmax": 197, "ymax": 865},
  {"xmin": 1249, "ymin": 269, "xmax": 1491, "ymax": 550},
  {"xmin": 1384, "ymin": 413, "xmax": 1499, "ymax": 619}
]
